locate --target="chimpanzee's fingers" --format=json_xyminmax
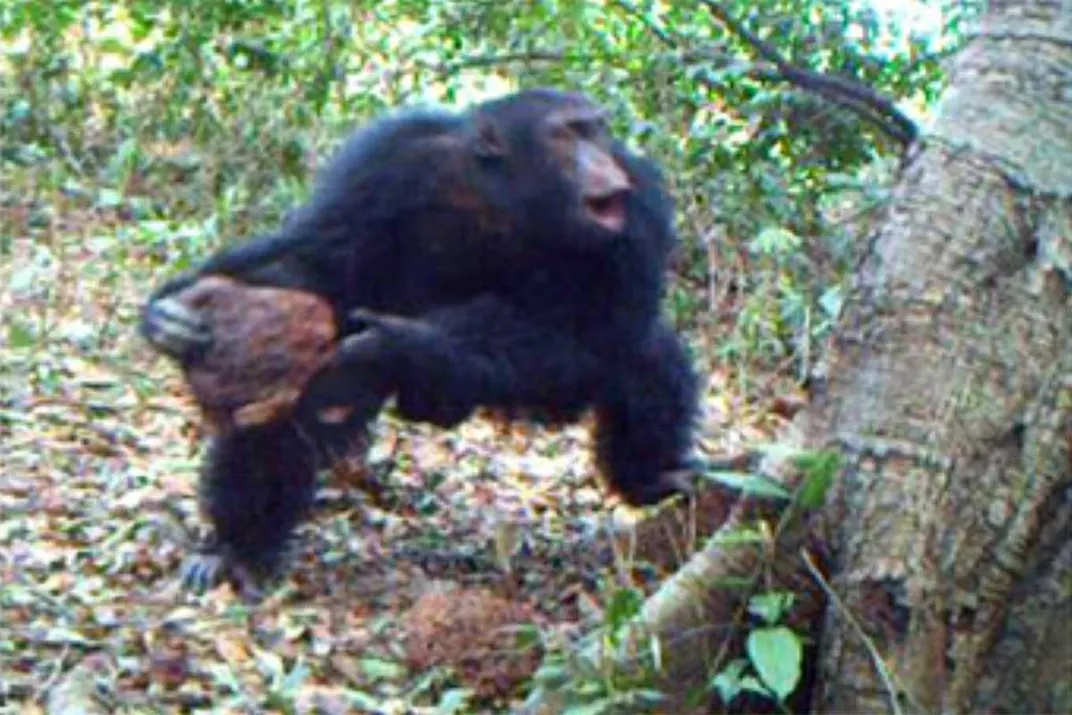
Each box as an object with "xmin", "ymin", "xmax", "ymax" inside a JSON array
[{"xmin": 141, "ymin": 296, "xmax": 212, "ymax": 361}]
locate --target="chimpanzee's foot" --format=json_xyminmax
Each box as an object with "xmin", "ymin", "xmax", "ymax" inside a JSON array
[
  {"xmin": 613, "ymin": 467, "xmax": 697, "ymax": 508},
  {"xmin": 179, "ymin": 540, "xmax": 283, "ymax": 602}
]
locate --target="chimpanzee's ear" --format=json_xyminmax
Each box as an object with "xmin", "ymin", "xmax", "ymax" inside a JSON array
[{"xmin": 470, "ymin": 112, "xmax": 507, "ymax": 159}]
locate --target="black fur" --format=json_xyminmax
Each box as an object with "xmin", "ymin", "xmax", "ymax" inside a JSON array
[
  {"xmin": 142, "ymin": 88, "xmax": 701, "ymax": 593},
  {"xmin": 197, "ymin": 421, "xmax": 318, "ymax": 582}
]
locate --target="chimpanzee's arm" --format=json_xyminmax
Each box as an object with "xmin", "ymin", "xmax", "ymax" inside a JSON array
[
  {"xmin": 300, "ymin": 295, "xmax": 602, "ymax": 429},
  {"xmin": 301, "ymin": 300, "xmax": 699, "ymax": 507},
  {"xmin": 591, "ymin": 321, "xmax": 701, "ymax": 506},
  {"xmin": 140, "ymin": 228, "xmax": 327, "ymax": 362}
]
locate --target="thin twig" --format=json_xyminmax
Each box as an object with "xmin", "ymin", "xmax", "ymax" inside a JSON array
[{"xmin": 800, "ymin": 548, "xmax": 907, "ymax": 715}]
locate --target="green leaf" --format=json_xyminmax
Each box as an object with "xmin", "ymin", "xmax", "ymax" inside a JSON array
[
  {"xmin": 512, "ymin": 623, "xmax": 543, "ymax": 650},
  {"xmin": 43, "ymin": 626, "xmax": 92, "ymax": 645},
  {"xmin": 96, "ymin": 37, "xmax": 132, "ymax": 56},
  {"xmin": 795, "ymin": 450, "xmax": 841, "ymax": 509},
  {"xmin": 750, "ymin": 226, "xmax": 802, "ymax": 256},
  {"xmin": 748, "ymin": 591, "xmax": 796, "ymax": 626},
  {"xmin": 701, "ymin": 470, "xmax": 791, "ymax": 500},
  {"xmin": 357, "ymin": 657, "xmax": 407, "ymax": 681},
  {"xmin": 564, "ymin": 699, "xmax": 616, "ymax": 715},
  {"xmin": 746, "ymin": 626, "xmax": 803, "ymax": 702},
  {"xmin": 434, "ymin": 688, "xmax": 473, "ymax": 714},
  {"xmin": 819, "ymin": 285, "xmax": 844, "ymax": 319},
  {"xmin": 531, "ymin": 662, "xmax": 571, "ymax": 687},
  {"xmin": 740, "ymin": 674, "xmax": 773, "ymax": 698},
  {"xmin": 7, "ymin": 321, "xmax": 35, "ymax": 349},
  {"xmin": 281, "ymin": 658, "xmax": 309, "ymax": 692},
  {"xmin": 347, "ymin": 690, "xmax": 384, "ymax": 710},
  {"xmin": 709, "ymin": 525, "xmax": 766, "ymax": 547},
  {"xmin": 709, "ymin": 658, "xmax": 748, "ymax": 704},
  {"xmin": 628, "ymin": 688, "xmax": 668, "ymax": 706},
  {"xmin": 605, "ymin": 586, "xmax": 644, "ymax": 632}
]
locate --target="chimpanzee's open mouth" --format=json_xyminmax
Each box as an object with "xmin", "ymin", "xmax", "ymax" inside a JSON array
[{"xmin": 584, "ymin": 190, "xmax": 629, "ymax": 232}]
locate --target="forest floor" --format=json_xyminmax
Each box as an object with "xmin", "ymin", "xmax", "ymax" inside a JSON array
[{"xmin": 0, "ymin": 198, "xmax": 798, "ymax": 713}]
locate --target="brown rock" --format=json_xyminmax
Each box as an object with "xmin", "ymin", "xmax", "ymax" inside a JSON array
[{"xmin": 171, "ymin": 276, "xmax": 339, "ymax": 432}]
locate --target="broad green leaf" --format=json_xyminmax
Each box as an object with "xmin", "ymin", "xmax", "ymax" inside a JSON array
[{"xmin": 746, "ymin": 626, "xmax": 803, "ymax": 702}]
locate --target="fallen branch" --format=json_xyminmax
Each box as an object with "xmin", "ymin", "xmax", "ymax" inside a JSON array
[{"xmin": 522, "ymin": 446, "xmax": 829, "ymax": 712}]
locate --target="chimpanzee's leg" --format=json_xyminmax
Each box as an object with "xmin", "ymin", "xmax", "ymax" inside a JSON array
[
  {"xmin": 183, "ymin": 415, "xmax": 365, "ymax": 597},
  {"xmin": 591, "ymin": 321, "xmax": 700, "ymax": 506}
]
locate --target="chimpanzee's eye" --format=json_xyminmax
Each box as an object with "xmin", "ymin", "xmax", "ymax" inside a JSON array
[{"xmin": 568, "ymin": 115, "xmax": 609, "ymax": 142}]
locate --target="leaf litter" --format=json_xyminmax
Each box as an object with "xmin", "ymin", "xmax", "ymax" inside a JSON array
[{"xmin": 0, "ymin": 204, "xmax": 797, "ymax": 713}]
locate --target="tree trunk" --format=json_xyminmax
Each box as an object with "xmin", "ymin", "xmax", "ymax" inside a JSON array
[
  {"xmin": 810, "ymin": 0, "xmax": 1071, "ymax": 711},
  {"xmin": 524, "ymin": 1, "xmax": 1071, "ymax": 712}
]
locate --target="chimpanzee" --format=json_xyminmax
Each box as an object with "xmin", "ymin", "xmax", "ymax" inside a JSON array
[{"xmin": 141, "ymin": 88, "xmax": 701, "ymax": 596}]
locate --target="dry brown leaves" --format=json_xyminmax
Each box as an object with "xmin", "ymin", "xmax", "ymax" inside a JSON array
[{"xmin": 0, "ymin": 199, "xmax": 797, "ymax": 713}]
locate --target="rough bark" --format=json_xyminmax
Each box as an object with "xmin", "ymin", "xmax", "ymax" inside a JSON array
[
  {"xmin": 525, "ymin": 0, "xmax": 1071, "ymax": 712},
  {"xmin": 807, "ymin": 0, "xmax": 1072, "ymax": 709}
]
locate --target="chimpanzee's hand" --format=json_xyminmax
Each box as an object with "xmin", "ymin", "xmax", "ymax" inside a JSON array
[
  {"xmin": 296, "ymin": 319, "xmax": 396, "ymax": 426},
  {"xmin": 140, "ymin": 270, "xmax": 212, "ymax": 363}
]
